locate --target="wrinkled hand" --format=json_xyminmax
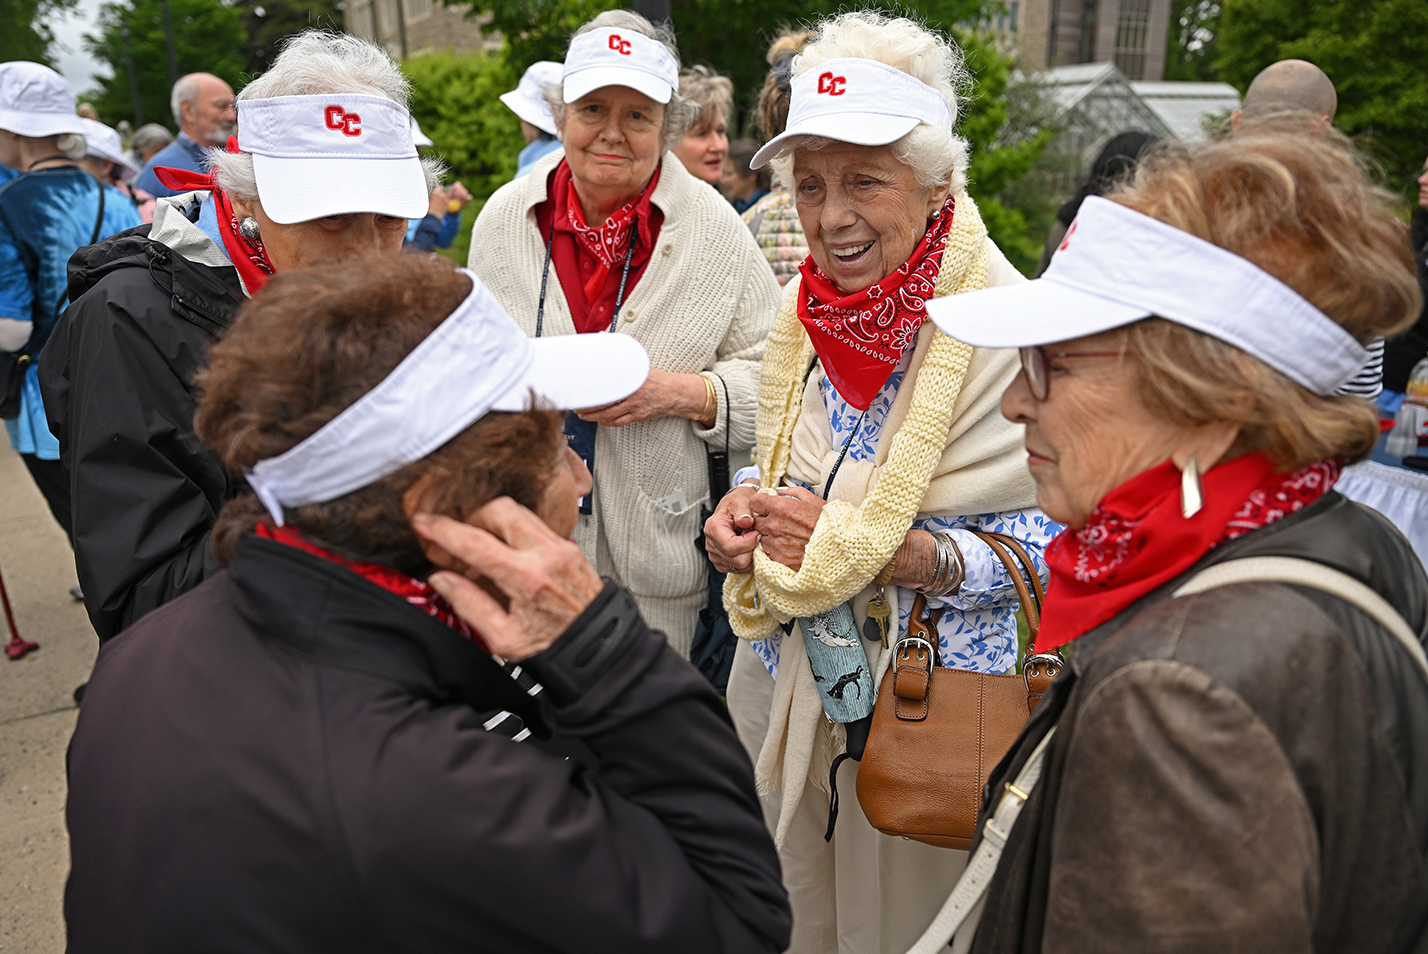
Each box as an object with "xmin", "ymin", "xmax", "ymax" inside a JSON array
[
  {"xmin": 577, "ymin": 369, "xmax": 706, "ymax": 427},
  {"xmin": 705, "ymin": 484, "xmax": 760, "ymax": 573},
  {"xmin": 750, "ymin": 487, "xmax": 826, "ymax": 571},
  {"xmin": 413, "ymin": 500, "xmax": 603, "ymax": 661},
  {"xmin": 427, "ymin": 186, "xmax": 449, "ymax": 218}
]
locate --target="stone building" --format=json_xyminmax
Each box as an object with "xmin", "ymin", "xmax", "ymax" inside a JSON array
[
  {"xmin": 343, "ymin": 0, "xmax": 500, "ymax": 59},
  {"xmin": 998, "ymin": 0, "xmax": 1173, "ymax": 81}
]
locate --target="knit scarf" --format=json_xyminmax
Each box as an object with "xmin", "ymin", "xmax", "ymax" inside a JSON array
[
  {"xmin": 1036, "ymin": 452, "xmax": 1342, "ymax": 652},
  {"xmin": 153, "ymin": 137, "xmax": 275, "ymax": 293},
  {"xmin": 255, "ymin": 522, "xmax": 489, "ymax": 651},
  {"xmin": 725, "ymin": 194, "xmax": 991, "ymax": 643},
  {"xmin": 796, "ymin": 196, "xmax": 956, "ymax": 410}
]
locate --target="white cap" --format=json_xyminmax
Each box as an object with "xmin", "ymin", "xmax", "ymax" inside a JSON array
[
  {"xmin": 246, "ymin": 269, "xmax": 650, "ymax": 525},
  {"xmin": 0, "ymin": 62, "xmax": 87, "ymax": 140},
  {"xmin": 924, "ymin": 196, "xmax": 1369, "ymax": 397},
  {"xmin": 236, "ymin": 93, "xmax": 428, "ymax": 226},
  {"xmin": 500, "ymin": 60, "xmax": 562, "ymax": 136},
  {"xmin": 562, "ymin": 28, "xmax": 679, "ymax": 105},
  {"xmin": 410, "ymin": 116, "xmax": 433, "ymax": 147},
  {"xmin": 751, "ymin": 58, "xmax": 954, "ymax": 169},
  {"xmin": 79, "ymin": 118, "xmax": 140, "ymax": 180}
]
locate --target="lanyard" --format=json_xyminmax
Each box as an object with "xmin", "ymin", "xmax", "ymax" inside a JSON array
[{"xmin": 534, "ymin": 214, "xmax": 639, "ymax": 339}]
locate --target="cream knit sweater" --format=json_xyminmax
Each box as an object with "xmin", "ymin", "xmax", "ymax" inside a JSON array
[{"xmin": 470, "ymin": 149, "xmax": 781, "ymax": 655}]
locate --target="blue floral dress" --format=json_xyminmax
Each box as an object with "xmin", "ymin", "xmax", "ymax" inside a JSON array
[{"xmin": 737, "ymin": 353, "xmax": 1062, "ymax": 681}]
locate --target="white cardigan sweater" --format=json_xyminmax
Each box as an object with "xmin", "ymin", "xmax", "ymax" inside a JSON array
[{"xmin": 470, "ymin": 149, "xmax": 780, "ymax": 655}]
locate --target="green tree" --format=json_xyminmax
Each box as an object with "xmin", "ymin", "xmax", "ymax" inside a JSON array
[
  {"xmin": 231, "ymin": 0, "xmax": 345, "ymax": 76},
  {"xmin": 1217, "ymin": 0, "xmax": 1428, "ymax": 197},
  {"xmin": 83, "ymin": 0, "xmax": 246, "ymax": 128},
  {"xmin": 1163, "ymin": 0, "xmax": 1219, "ymax": 81},
  {"xmin": 0, "ymin": 0, "xmax": 78, "ymax": 65},
  {"xmin": 405, "ymin": 48, "xmax": 524, "ymax": 199}
]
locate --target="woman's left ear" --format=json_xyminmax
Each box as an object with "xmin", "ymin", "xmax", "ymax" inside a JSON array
[
  {"xmin": 403, "ymin": 475, "xmax": 467, "ymax": 572},
  {"xmin": 928, "ymin": 179, "xmax": 953, "ymax": 218}
]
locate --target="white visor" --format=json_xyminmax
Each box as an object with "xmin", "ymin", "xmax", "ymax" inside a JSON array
[
  {"xmin": 562, "ymin": 28, "xmax": 679, "ymax": 105},
  {"xmin": 79, "ymin": 118, "xmax": 140, "ymax": 180},
  {"xmin": 751, "ymin": 58, "xmax": 954, "ymax": 169},
  {"xmin": 246, "ymin": 268, "xmax": 650, "ymax": 524},
  {"xmin": 410, "ymin": 116, "xmax": 433, "ymax": 147},
  {"xmin": 500, "ymin": 60, "xmax": 562, "ymax": 136},
  {"xmin": 924, "ymin": 196, "xmax": 1369, "ymax": 396},
  {"xmin": 237, "ymin": 94, "xmax": 429, "ymax": 225},
  {"xmin": 0, "ymin": 62, "xmax": 87, "ymax": 140}
]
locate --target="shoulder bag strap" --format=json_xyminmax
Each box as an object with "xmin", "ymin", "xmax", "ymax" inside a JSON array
[
  {"xmin": 969, "ymin": 529, "xmax": 1041, "ymax": 637},
  {"xmin": 1173, "ymin": 556, "xmax": 1428, "ymax": 680}
]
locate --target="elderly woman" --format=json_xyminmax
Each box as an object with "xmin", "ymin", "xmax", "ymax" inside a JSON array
[
  {"xmin": 919, "ymin": 127, "xmax": 1428, "ymax": 952},
  {"xmin": 672, "ymin": 65, "xmax": 731, "ymax": 185},
  {"xmin": 63, "ymin": 252, "xmax": 792, "ymax": 954},
  {"xmin": 703, "ymin": 12, "xmax": 1059, "ymax": 952},
  {"xmin": 40, "ymin": 30, "xmax": 438, "ymax": 642},
  {"xmin": 470, "ymin": 11, "xmax": 779, "ymax": 656}
]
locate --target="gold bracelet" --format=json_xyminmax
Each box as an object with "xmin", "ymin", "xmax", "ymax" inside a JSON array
[{"xmin": 698, "ymin": 374, "xmax": 717, "ymax": 426}]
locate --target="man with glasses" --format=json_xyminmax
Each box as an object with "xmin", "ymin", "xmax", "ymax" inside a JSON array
[{"xmin": 134, "ymin": 73, "xmax": 236, "ymax": 199}]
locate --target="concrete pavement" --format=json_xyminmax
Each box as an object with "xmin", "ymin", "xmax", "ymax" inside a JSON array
[{"xmin": 0, "ymin": 445, "xmax": 96, "ymax": 952}]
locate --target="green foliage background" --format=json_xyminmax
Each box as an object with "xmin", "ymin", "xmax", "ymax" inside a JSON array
[
  {"xmin": 1216, "ymin": 0, "xmax": 1428, "ymax": 197},
  {"xmin": 1, "ymin": 0, "xmax": 78, "ymax": 65}
]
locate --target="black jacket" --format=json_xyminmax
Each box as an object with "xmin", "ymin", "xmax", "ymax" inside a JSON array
[
  {"xmin": 39, "ymin": 207, "xmax": 243, "ymax": 641},
  {"xmin": 972, "ymin": 494, "xmax": 1428, "ymax": 954},
  {"xmin": 65, "ymin": 536, "xmax": 792, "ymax": 953}
]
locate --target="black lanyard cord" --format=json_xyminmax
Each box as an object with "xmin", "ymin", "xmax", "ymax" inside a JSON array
[
  {"xmin": 27, "ymin": 156, "xmax": 77, "ymax": 171},
  {"xmin": 821, "ymin": 410, "xmax": 867, "ymax": 500},
  {"xmin": 535, "ymin": 214, "xmax": 639, "ymax": 338}
]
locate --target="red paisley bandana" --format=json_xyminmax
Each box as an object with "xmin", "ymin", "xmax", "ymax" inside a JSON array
[
  {"xmin": 554, "ymin": 159, "xmax": 660, "ymax": 306},
  {"xmin": 796, "ymin": 196, "xmax": 956, "ymax": 410},
  {"xmin": 154, "ymin": 138, "xmax": 276, "ymax": 294},
  {"xmin": 255, "ymin": 522, "xmax": 489, "ymax": 652},
  {"xmin": 1035, "ymin": 452, "xmax": 1341, "ymax": 652}
]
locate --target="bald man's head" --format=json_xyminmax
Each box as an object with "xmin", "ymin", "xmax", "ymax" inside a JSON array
[
  {"xmin": 1241, "ymin": 59, "xmax": 1337, "ymax": 122},
  {"xmin": 171, "ymin": 72, "xmax": 236, "ymax": 148}
]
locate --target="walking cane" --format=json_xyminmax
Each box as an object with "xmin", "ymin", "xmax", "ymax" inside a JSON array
[{"xmin": 1, "ymin": 563, "xmax": 37, "ymax": 660}]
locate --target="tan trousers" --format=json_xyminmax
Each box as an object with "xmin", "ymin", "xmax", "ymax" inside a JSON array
[{"xmin": 727, "ymin": 641, "xmax": 968, "ymax": 954}]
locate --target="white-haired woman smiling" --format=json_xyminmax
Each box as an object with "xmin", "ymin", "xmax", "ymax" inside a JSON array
[
  {"xmin": 40, "ymin": 30, "xmax": 441, "ymax": 644},
  {"xmin": 703, "ymin": 12, "xmax": 1058, "ymax": 952},
  {"xmin": 470, "ymin": 10, "xmax": 779, "ymax": 657}
]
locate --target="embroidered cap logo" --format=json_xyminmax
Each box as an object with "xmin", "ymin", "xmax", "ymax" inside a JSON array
[
  {"xmin": 324, "ymin": 104, "xmax": 362, "ymax": 137},
  {"xmin": 608, "ymin": 33, "xmax": 632, "ymax": 55},
  {"xmin": 817, "ymin": 71, "xmax": 847, "ymax": 96}
]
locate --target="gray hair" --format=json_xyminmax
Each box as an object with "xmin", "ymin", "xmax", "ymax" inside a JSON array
[
  {"xmin": 208, "ymin": 31, "xmax": 443, "ymax": 203},
  {"xmin": 130, "ymin": 122, "xmax": 174, "ymax": 153},
  {"xmin": 543, "ymin": 10, "xmax": 701, "ymax": 150},
  {"xmin": 768, "ymin": 11, "xmax": 971, "ymax": 195},
  {"xmin": 679, "ymin": 65, "xmax": 733, "ymax": 128},
  {"xmin": 170, "ymin": 74, "xmax": 201, "ymax": 126},
  {"xmin": 56, "ymin": 133, "xmax": 87, "ymax": 160}
]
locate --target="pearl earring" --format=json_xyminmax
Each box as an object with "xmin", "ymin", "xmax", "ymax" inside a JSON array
[
  {"xmin": 237, "ymin": 217, "xmax": 261, "ymax": 240},
  {"xmin": 931, "ymin": 209, "xmax": 942, "ymax": 219},
  {"xmin": 1180, "ymin": 454, "xmax": 1203, "ymax": 519}
]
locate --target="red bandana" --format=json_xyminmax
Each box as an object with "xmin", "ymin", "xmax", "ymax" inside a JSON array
[
  {"xmin": 536, "ymin": 159, "xmax": 663, "ymax": 333},
  {"xmin": 255, "ymin": 522, "xmax": 489, "ymax": 652},
  {"xmin": 1035, "ymin": 452, "xmax": 1341, "ymax": 652},
  {"xmin": 796, "ymin": 196, "xmax": 956, "ymax": 410},
  {"xmin": 153, "ymin": 137, "xmax": 276, "ymax": 293}
]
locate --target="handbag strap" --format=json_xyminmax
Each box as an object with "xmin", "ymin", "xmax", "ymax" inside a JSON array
[
  {"xmin": 968, "ymin": 529, "xmax": 1042, "ymax": 638},
  {"xmin": 1174, "ymin": 556, "xmax": 1428, "ymax": 680}
]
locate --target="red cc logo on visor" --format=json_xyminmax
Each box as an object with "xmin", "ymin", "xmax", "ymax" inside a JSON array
[
  {"xmin": 1058, "ymin": 220, "xmax": 1077, "ymax": 251},
  {"xmin": 817, "ymin": 72, "xmax": 847, "ymax": 95},
  {"xmin": 324, "ymin": 105, "xmax": 362, "ymax": 137},
  {"xmin": 608, "ymin": 33, "xmax": 632, "ymax": 55}
]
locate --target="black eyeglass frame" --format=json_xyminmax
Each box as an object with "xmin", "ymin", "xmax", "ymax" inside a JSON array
[{"xmin": 1018, "ymin": 346, "xmax": 1123, "ymax": 401}]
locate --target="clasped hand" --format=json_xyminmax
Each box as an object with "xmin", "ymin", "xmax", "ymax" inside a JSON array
[{"xmin": 704, "ymin": 485, "xmax": 826, "ymax": 574}]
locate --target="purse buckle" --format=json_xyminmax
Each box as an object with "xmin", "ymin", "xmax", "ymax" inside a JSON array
[
  {"xmin": 1022, "ymin": 652, "xmax": 1063, "ymax": 692},
  {"xmin": 894, "ymin": 636, "xmax": 934, "ymax": 663}
]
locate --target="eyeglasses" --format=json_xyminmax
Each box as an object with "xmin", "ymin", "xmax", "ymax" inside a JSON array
[{"xmin": 1018, "ymin": 346, "xmax": 1122, "ymax": 401}]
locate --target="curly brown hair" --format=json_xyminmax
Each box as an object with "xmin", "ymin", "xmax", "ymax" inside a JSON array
[
  {"xmin": 195, "ymin": 254, "xmax": 565, "ymax": 575},
  {"xmin": 1110, "ymin": 121, "xmax": 1422, "ymax": 470}
]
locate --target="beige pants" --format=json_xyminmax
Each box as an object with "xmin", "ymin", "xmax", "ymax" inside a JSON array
[{"xmin": 728, "ymin": 641, "xmax": 968, "ymax": 954}]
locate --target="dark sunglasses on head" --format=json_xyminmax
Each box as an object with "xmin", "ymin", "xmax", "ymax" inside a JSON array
[{"xmin": 1018, "ymin": 346, "xmax": 1122, "ymax": 401}]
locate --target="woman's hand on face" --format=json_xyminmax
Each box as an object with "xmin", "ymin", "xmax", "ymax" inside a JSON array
[
  {"xmin": 705, "ymin": 484, "xmax": 761, "ymax": 573},
  {"xmin": 576, "ymin": 369, "xmax": 711, "ymax": 427},
  {"xmin": 750, "ymin": 486, "xmax": 826, "ymax": 571},
  {"xmin": 412, "ymin": 501, "xmax": 603, "ymax": 661}
]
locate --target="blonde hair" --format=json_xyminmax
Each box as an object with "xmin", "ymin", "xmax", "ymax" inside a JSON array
[
  {"xmin": 679, "ymin": 65, "xmax": 733, "ymax": 129},
  {"xmin": 1112, "ymin": 122, "xmax": 1421, "ymax": 469},
  {"xmin": 768, "ymin": 11, "xmax": 970, "ymax": 193}
]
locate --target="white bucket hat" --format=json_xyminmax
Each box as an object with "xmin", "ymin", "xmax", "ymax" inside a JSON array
[
  {"xmin": 0, "ymin": 62, "xmax": 87, "ymax": 140},
  {"xmin": 562, "ymin": 28, "xmax": 679, "ymax": 106},
  {"xmin": 751, "ymin": 58, "xmax": 954, "ymax": 169},
  {"xmin": 236, "ymin": 93, "xmax": 429, "ymax": 226},
  {"xmin": 924, "ymin": 196, "xmax": 1369, "ymax": 397},
  {"xmin": 247, "ymin": 268, "xmax": 651, "ymax": 525},
  {"xmin": 79, "ymin": 118, "xmax": 140, "ymax": 180},
  {"xmin": 500, "ymin": 61, "xmax": 562, "ymax": 136}
]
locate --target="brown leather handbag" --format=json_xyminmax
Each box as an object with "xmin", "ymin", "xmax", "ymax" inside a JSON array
[{"xmin": 855, "ymin": 530, "xmax": 1062, "ymax": 850}]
